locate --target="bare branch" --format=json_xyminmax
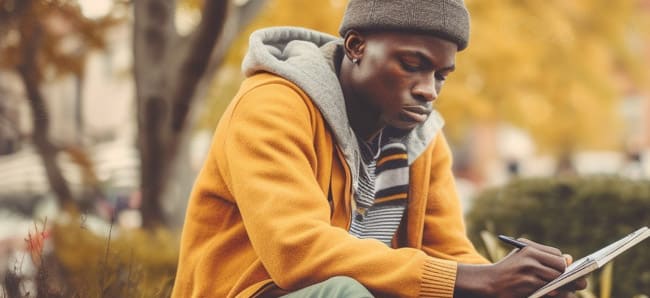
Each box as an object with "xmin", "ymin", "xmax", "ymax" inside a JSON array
[
  {"xmin": 170, "ymin": 0, "xmax": 229, "ymax": 135},
  {"xmin": 204, "ymin": 0, "xmax": 268, "ymax": 82},
  {"xmin": 17, "ymin": 18, "xmax": 74, "ymax": 208}
]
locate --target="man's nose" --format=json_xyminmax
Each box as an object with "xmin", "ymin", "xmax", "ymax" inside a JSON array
[{"xmin": 412, "ymin": 76, "xmax": 438, "ymax": 102}]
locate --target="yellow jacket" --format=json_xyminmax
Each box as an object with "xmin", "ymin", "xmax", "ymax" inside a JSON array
[{"xmin": 171, "ymin": 73, "xmax": 489, "ymax": 298}]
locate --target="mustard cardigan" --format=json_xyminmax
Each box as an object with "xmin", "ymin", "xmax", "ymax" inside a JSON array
[{"xmin": 171, "ymin": 73, "xmax": 489, "ymax": 298}]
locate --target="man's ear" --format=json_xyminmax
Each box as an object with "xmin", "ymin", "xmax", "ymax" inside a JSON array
[{"xmin": 344, "ymin": 30, "xmax": 366, "ymax": 62}]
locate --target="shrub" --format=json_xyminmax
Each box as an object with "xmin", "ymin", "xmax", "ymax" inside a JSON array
[{"xmin": 466, "ymin": 176, "xmax": 650, "ymax": 297}]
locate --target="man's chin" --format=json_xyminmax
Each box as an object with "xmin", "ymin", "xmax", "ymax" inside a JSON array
[{"xmin": 384, "ymin": 123, "xmax": 415, "ymax": 137}]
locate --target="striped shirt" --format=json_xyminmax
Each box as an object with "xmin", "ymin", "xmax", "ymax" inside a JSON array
[{"xmin": 349, "ymin": 131, "xmax": 408, "ymax": 246}]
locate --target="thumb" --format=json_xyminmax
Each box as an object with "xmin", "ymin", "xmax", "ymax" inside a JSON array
[{"xmin": 563, "ymin": 254, "xmax": 573, "ymax": 268}]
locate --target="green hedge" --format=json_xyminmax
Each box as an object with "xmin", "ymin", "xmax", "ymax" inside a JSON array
[{"xmin": 466, "ymin": 176, "xmax": 650, "ymax": 297}]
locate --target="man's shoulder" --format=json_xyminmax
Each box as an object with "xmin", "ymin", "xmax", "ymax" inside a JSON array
[
  {"xmin": 232, "ymin": 72, "xmax": 320, "ymax": 118},
  {"xmin": 240, "ymin": 72, "xmax": 307, "ymax": 95}
]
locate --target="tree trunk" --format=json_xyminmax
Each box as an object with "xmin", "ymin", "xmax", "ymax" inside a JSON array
[
  {"xmin": 133, "ymin": 0, "xmax": 229, "ymax": 228},
  {"xmin": 17, "ymin": 23, "xmax": 75, "ymax": 211}
]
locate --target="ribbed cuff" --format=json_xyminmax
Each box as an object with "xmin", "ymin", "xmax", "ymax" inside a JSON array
[{"xmin": 419, "ymin": 258, "xmax": 458, "ymax": 298}]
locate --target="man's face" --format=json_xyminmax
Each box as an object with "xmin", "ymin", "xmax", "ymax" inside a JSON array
[{"xmin": 346, "ymin": 31, "xmax": 458, "ymax": 132}]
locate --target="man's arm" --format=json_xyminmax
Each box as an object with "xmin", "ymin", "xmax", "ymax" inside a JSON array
[
  {"xmin": 419, "ymin": 133, "xmax": 585, "ymax": 297},
  {"xmin": 455, "ymin": 239, "xmax": 587, "ymax": 298}
]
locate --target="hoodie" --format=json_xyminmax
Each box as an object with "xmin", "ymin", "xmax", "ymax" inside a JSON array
[{"xmin": 242, "ymin": 26, "xmax": 446, "ymax": 191}]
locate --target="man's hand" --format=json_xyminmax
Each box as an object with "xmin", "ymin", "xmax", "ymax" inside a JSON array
[
  {"xmin": 546, "ymin": 254, "xmax": 588, "ymax": 298},
  {"xmin": 454, "ymin": 239, "xmax": 587, "ymax": 298}
]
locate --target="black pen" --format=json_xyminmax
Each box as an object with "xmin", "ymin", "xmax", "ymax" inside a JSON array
[{"xmin": 498, "ymin": 235, "xmax": 528, "ymax": 249}]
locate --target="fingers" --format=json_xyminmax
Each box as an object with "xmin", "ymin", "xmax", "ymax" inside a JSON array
[
  {"xmin": 495, "ymin": 238, "xmax": 587, "ymax": 297},
  {"xmin": 546, "ymin": 277, "xmax": 587, "ymax": 298},
  {"xmin": 519, "ymin": 245, "xmax": 567, "ymax": 274},
  {"xmin": 515, "ymin": 240, "xmax": 577, "ymax": 272},
  {"xmin": 518, "ymin": 239, "xmax": 568, "ymax": 272},
  {"xmin": 529, "ymin": 261, "xmax": 564, "ymax": 282},
  {"xmin": 550, "ymin": 292, "xmax": 578, "ymax": 298},
  {"xmin": 519, "ymin": 238, "xmax": 563, "ymax": 256},
  {"xmin": 497, "ymin": 247, "xmax": 564, "ymax": 283},
  {"xmin": 562, "ymin": 276, "xmax": 588, "ymax": 292},
  {"xmin": 563, "ymin": 254, "xmax": 573, "ymax": 265}
]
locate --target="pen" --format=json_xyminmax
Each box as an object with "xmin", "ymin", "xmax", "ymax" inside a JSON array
[{"xmin": 498, "ymin": 235, "xmax": 527, "ymax": 249}]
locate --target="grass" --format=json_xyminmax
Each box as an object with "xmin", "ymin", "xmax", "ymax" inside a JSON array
[{"xmin": 1, "ymin": 214, "xmax": 179, "ymax": 298}]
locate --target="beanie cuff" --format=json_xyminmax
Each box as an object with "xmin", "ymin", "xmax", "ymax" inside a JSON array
[{"xmin": 338, "ymin": 0, "xmax": 470, "ymax": 51}]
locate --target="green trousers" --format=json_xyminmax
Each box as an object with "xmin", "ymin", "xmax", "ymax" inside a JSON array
[{"xmin": 280, "ymin": 276, "xmax": 374, "ymax": 298}]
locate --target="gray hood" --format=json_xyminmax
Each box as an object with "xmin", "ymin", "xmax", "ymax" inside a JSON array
[{"xmin": 242, "ymin": 26, "xmax": 445, "ymax": 189}]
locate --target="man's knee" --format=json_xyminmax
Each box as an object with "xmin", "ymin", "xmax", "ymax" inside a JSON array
[{"xmin": 322, "ymin": 276, "xmax": 373, "ymax": 297}]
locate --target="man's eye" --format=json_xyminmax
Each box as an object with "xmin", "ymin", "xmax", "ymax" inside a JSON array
[
  {"xmin": 435, "ymin": 72, "xmax": 447, "ymax": 81},
  {"xmin": 400, "ymin": 60, "xmax": 421, "ymax": 72}
]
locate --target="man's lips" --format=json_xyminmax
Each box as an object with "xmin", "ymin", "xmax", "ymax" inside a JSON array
[{"xmin": 400, "ymin": 106, "xmax": 432, "ymax": 123}]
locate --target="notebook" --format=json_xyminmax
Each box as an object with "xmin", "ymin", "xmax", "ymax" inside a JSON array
[{"xmin": 529, "ymin": 226, "xmax": 650, "ymax": 298}]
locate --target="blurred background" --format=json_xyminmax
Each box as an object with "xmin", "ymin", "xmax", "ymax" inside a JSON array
[{"xmin": 0, "ymin": 0, "xmax": 649, "ymax": 297}]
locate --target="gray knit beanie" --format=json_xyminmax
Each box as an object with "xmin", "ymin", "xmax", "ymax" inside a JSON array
[{"xmin": 338, "ymin": 0, "xmax": 470, "ymax": 51}]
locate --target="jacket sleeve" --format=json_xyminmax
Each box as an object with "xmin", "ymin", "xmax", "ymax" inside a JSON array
[
  {"xmin": 420, "ymin": 133, "xmax": 491, "ymax": 265},
  {"xmin": 219, "ymin": 81, "xmax": 461, "ymax": 297}
]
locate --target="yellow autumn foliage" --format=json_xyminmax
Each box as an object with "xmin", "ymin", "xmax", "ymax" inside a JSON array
[{"xmin": 442, "ymin": 0, "xmax": 650, "ymax": 153}]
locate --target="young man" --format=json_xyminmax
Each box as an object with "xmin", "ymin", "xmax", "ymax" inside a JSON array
[{"xmin": 172, "ymin": 0, "xmax": 587, "ymax": 297}]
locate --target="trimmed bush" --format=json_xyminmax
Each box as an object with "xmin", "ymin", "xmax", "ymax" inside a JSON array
[{"xmin": 466, "ymin": 176, "xmax": 650, "ymax": 297}]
